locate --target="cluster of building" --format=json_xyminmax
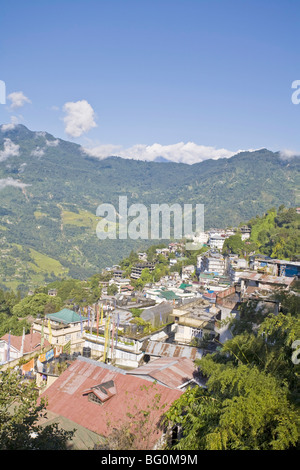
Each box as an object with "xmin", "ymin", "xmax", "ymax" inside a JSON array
[{"xmin": 0, "ymin": 228, "xmax": 299, "ymax": 449}]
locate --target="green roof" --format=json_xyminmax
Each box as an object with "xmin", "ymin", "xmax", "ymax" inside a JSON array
[
  {"xmin": 46, "ymin": 308, "xmax": 88, "ymax": 325},
  {"xmin": 199, "ymin": 273, "xmax": 215, "ymax": 279},
  {"xmin": 179, "ymin": 283, "xmax": 192, "ymax": 289},
  {"xmin": 160, "ymin": 291, "xmax": 180, "ymax": 300}
]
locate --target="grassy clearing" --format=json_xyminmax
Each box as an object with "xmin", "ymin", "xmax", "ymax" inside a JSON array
[
  {"xmin": 62, "ymin": 209, "xmax": 99, "ymax": 230},
  {"xmin": 28, "ymin": 248, "xmax": 68, "ymax": 276}
]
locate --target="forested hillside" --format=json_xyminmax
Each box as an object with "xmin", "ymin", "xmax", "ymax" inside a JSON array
[
  {"xmin": 0, "ymin": 124, "xmax": 299, "ymax": 292},
  {"xmin": 223, "ymin": 206, "xmax": 300, "ymax": 260}
]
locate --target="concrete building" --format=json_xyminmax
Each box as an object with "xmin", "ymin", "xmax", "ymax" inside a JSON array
[
  {"xmin": 249, "ymin": 255, "xmax": 300, "ymax": 278},
  {"xmin": 131, "ymin": 263, "xmax": 155, "ymax": 279},
  {"xmin": 181, "ymin": 264, "xmax": 195, "ymax": 280},
  {"xmin": 192, "ymin": 232, "xmax": 209, "ymax": 245},
  {"xmin": 169, "ymin": 299, "xmax": 218, "ymax": 346},
  {"xmin": 32, "ymin": 308, "xmax": 88, "ymax": 352},
  {"xmin": 200, "ymin": 252, "xmax": 226, "ymax": 276},
  {"xmin": 215, "ymin": 286, "xmax": 240, "ymax": 343},
  {"xmin": 83, "ymin": 320, "xmax": 175, "ymax": 368},
  {"xmin": 209, "ymin": 234, "xmax": 226, "ymax": 251},
  {"xmin": 109, "ymin": 277, "xmax": 131, "ymax": 293},
  {"xmin": 240, "ymin": 225, "xmax": 251, "ymax": 240},
  {"xmin": 0, "ymin": 331, "xmax": 50, "ymax": 365},
  {"xmin": 227, "ymin": 255, "xmax": 249, "ymax": 283}
]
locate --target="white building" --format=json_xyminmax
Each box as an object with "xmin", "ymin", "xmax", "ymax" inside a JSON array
[
  {"xmin": 0, "ymin": 331, "xmax": 50, "ymax": 365},
  {"xmin": 109, "ymin": 277, "xmax": 131, "ymax": 293},
  {"xmin": 209, "ymin": 234, "xmax": 226, "ymax": 251},
  {"xmin": 200, "ymin": 253, "xmax": 226, "ymax": 276},
  {"xmin": 240, "ymin": 225, "xmax": 251, "ymax": 241},
  {"xmin": 227, "ymin": 256, "xmax": 249, "ymax": 283},
  {"xmin": 192, "ymin": 232, "xmax": 209, "ymax": 245},
  {"xmin": 181, "ymin": 264, "xmax": 195, "ymax": 280}
]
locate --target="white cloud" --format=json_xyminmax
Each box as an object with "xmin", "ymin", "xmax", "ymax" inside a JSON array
[
  {"xmin": 45, "ymin": 138, "xmax": 59, "ymax": 147},
  {"xmin": 7, "ymin": 91, "xmax": 31, "ymax": 109},
  {"xmin": 1, "ymin": 116, "xmax": 20, "ymax": 132},
  {"xmin": 35, "ymin": 131, "xmax": 47, "ymax": 138},
  {"xmin": 83, "ymin": 143, "xmax": 123, "ymax": 160},
  {"xmin": 0, "ymin": 138, "xmax": 20, "ymax": 162},
  {"xmin": 31, "ymin": 147, "xmax": 45, "ymax": 157},
  {"xmin": 0, "ymin": 177, "xmax": 30, "ymax": 191},
  {"xmin": 82, "ymin": 141, "xmax": 242, "ymax": 164},
  {"xmin": 63, "ymin": 100, "xmax": 97, "ymax": 138},
  {"xmin": 18, "ymin": 162, "xmax": 27, "ymax": 173},
  {"xmin": 279, "ymin": 149, "xmax": 300, "ymax": 160}
]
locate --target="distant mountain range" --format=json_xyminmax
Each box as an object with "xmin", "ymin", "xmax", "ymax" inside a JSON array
[{"xmin": 0, "ymin": 124, "xmax": 299, "ymax": 292}]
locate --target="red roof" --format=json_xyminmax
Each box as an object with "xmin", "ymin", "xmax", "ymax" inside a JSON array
[
  {"xmin": 1, "ymin": 332, "xmax": 50, "ymax": 353},
  {"xmin": 39, "ymin": 357, "xmax": 182, "ymax": 444}
]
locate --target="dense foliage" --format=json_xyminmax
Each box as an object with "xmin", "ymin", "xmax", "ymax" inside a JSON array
[
  {"xmin": 223, "ymin": 206, "xmax": 300, "ymax": 260},
  {"xmin": 0, "ymin": 369, "xmax": 75, "ymax": 449},
  {"xmin": 165, "ymin": 291, "xmax": 300, "ymax": 450}
]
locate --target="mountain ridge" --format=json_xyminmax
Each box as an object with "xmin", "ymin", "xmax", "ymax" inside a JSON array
[{"xmin": 0, "ymin": 124, "xmax": 299, "ymax": 292}]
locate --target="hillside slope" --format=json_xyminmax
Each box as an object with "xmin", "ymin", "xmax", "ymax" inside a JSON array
[{"xmin": 0, "ymin": 124, "xmax": 299, "ymax": 291}]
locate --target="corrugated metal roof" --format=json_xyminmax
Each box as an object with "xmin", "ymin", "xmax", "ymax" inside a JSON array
[
  {"xmin": 143, "ymin": 340, "xmax": 203, "ymax": 361},
  {"xmin": 240, "ymin": 272, "xmax": 295, "ymax": 286},
  {"xmin": 47, "ymin": 308, "xmax": 88, "ymax": 324},
  {"xmin": 39, "ymin": 356, "xmax": 181, "ymax": 442},
  {"xmin": 127, "ymin": 356, "xmax": 197, "ymax": 389},
  {"xmin": 1, "ymin": 332, "xmax": 50, "ymax": 353}
]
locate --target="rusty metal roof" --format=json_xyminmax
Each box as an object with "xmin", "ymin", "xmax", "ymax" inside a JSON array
[
  {"xmin": 143, "ymin": 339, "xmax": 203, "ymax": 361},
  {"xmin": 239, "ymin": 272, "xmax": 295, "ymax": 286},
  {"xmin": 1, "ymin": 332, "xmax": 50, "ymax": 353},
  {"xmin": 39, "ymin": 356, "xmax": 181, "ymax": 441},
  {"xmin": 127, "ymin": 356, "xmax": 198, "ymax": 389}
]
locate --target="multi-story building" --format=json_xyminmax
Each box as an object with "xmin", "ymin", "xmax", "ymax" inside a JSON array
[
  {"xmin": 109, "ymin": 277, "xmax": 131, "ymax": 293},
  {"xmin": 249, "ymin": 255, "xmax": 300, "ymax": 278},
  {"xmin": 32, "ymin": 308, "xmax": 89, "ymax": 352},
  {"xmin": 169, "ymin": 298, "xmax": 218, "ymax": 346},
  {"xmin": 131, "ymin": 263, "xmax": 155, "ymax": 279},
  {"xmin": 240, "ymin": 225, "xmax": 251, "ymax": 240},
  {"xmin": 208, "ymin": 234, "xmax": 226, "ymax": 251},
  {"xmin": 199, "ymin": 252, "xmax": 226, "ymax": 276},
  {"xmin": 227, "ymin": 255, "xmax": 249, "ymax": 283}
]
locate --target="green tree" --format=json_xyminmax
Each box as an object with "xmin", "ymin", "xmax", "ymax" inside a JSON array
[
  {"xmin": 165, "ymin": 359, "xmax": 299, "ymax": 450},
  {"xmin": 222, "ymin": 234, "xmax": 245, "ymax": 255},
  {"xmin": 12, "ymin": 293, "xmax": 63, "ymax": 318},
  {"xmin": 165, "ymin": 295, "xmax": 300, "ymax": 450},
  {"xmin": 0, "ymin": 370, "xmax": 75, "ymax": 450},
  {"xmin": 107, "ymin": 283, "xmax": 118, "ymax": 296}
]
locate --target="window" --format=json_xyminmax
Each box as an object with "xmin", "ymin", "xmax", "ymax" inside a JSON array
[
  {"xmin": 191, "ymin": 328, "xmax": 202, "ymax": 338},
  {"xmin": 88, "ymin": 393, "xmax": 103, "ymax": 405},
  {"xmin": 85, "ymin": 380, "xmax": 116, "ymax": 406}
]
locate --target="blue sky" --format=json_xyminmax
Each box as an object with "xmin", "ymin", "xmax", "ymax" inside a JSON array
[{"xmin": 0, "ymin": 0, "xmax": 299, "ymax": 163}]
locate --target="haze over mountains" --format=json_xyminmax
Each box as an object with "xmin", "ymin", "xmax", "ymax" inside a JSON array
[{"xmin": 0, "ymin": 124, "xmax": 299, "ymax": 292}]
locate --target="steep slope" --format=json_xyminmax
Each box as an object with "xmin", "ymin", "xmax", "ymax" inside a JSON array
[{"xmin": 0, "ymin": 124, "xmax": 299, "ymax": 291}]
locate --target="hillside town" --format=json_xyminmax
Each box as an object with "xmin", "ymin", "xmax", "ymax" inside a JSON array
[{"xmin": 1, "ymin": 222, "xmax": 299, "ymax": 450}]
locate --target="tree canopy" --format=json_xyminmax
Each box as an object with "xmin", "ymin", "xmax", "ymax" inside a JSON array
[
  {"xmin": 0, "ymin": 369, "xmax": 74, "ymax": 450},
  {"xmin": 165, "ymin": 291, "xmax": 300, "ymax": 450}
]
